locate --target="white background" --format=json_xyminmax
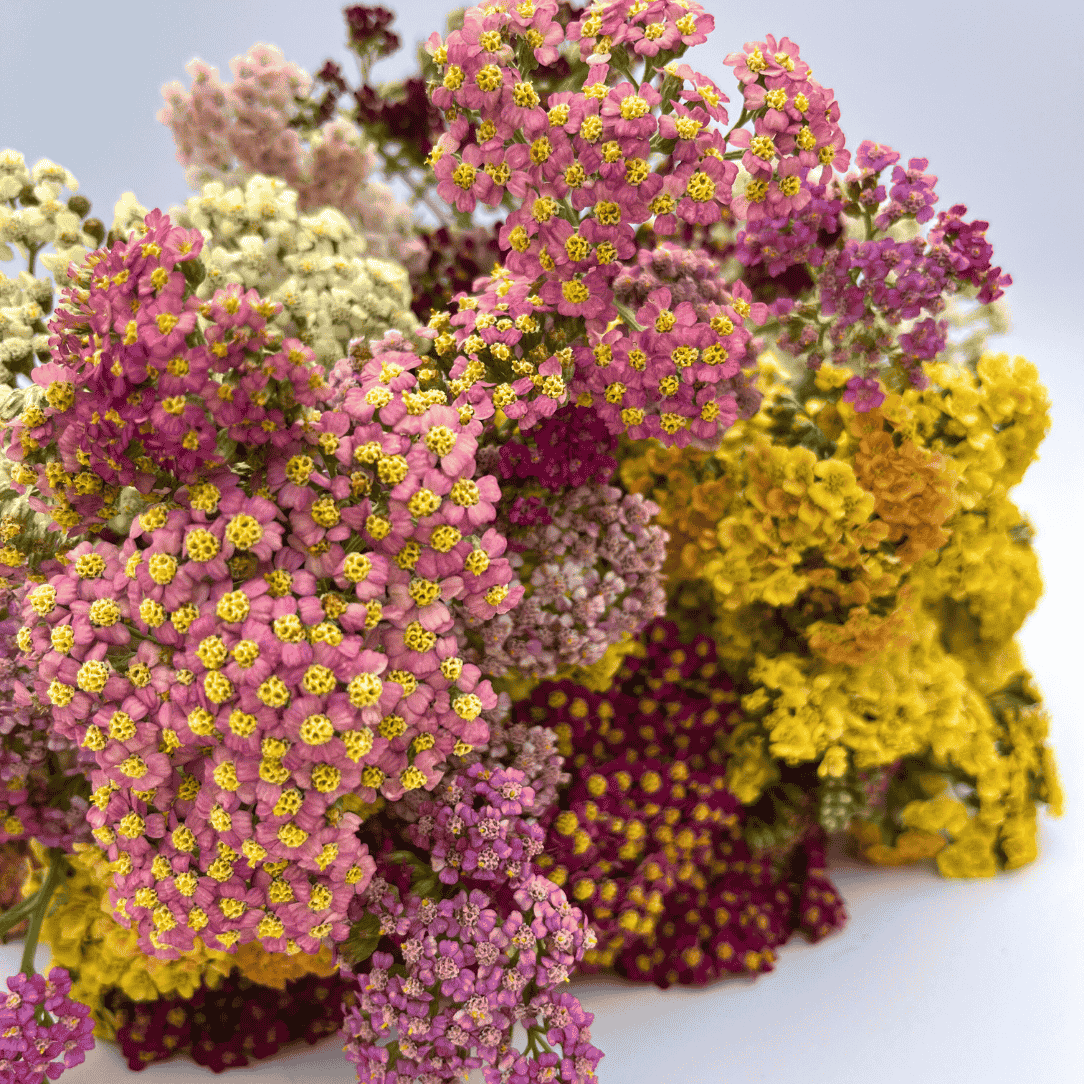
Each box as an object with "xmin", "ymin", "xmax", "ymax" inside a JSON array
[{"xmin": 1, "ymin": 2, "xmax": 1082, "ymax": 1082}]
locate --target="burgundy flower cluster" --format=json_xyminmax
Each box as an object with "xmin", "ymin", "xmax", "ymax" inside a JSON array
[
  {"xmin": 104, "ymin": 968, "xmax": 352, "ymax": 1073},
  {"xmin": 344, "ymin": 4, "xmax": 401, "ymax": 63},
  {"xmin": 518, "ymin": 619, "xmax": 847, "ymax": 988},
  {"xmin": 0, "ymin": 967, "xmax": 95, "ymax": 1083},
  {"xmin": 494, "ymin": 403, "xmax": 618, "ymax": 494}
]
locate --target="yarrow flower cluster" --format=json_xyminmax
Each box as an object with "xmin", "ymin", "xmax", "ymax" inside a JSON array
[
  {"xmin": 573, "ymin": 240, "xmax": 765, "ymax": 443},
  {"xmin": 342, "ymin": 845, "xmax": 601, "ymax": 1083},
  {"xmin": 111, "ymin": 175, "xmax": 423, "ymax": 367},
  {"xmin": 404, "ymin": 762, "xmax": 547, "ymax": 884},
  {"xmin": 104, "ymin": 967, "xmax": 352, "ymax": 1072},
  {"xmin": 470, "ymin": 480, "xmax": 668, "ymax": 677},
  {"xmin": 0, "ymin": 967, "xmax": 95, "ymax": 1083},
  {"xmin": 342, "ymin": 885, "xmax": 602, "ymax": 1083},
  {"xmin": 4, "ymin": 209, "xmax": 525, "ymax": 964},
  {"xmin": 735, "ymin": 137, "xmax": 1011, "ymax": 400},
  {"xmin": 159, "ymin": 43, "xmax": 415, "ymax": 259},
  {"xmin": 0, "ymin": 529, "xmax": 91, "ymax": 853},
  {"xmin": 619, "ymin": 351, "xmax": 1059, "ymax": 877},
  {"xmin": 723, "ymin": 34, "xmax": 848, "ymax": 216},
  {"xmin": 521, "ymin": 619, "xmax": 846, "ymax": 987},
  {"xmin": 414, "ymin": 0, "xmax": 803, "ymax": 445}
]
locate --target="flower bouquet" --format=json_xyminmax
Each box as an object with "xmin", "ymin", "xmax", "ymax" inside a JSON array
[{"xmin": 0, "ymin": 2, "xmax": 1066, "ymax": 1081}]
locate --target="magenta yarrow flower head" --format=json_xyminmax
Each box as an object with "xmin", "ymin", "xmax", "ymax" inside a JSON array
[
  {"xmin": 1, "ymin": 564, "xmax": 95, "ymax": 851},
  {"xmin": 404, "ymin": 762, "xmax": 545, "ymax": 885},
  {"xmin": 0, "ymin": 967, "xmax": 95, "ymax": 1082},
  {"xmin": 569, "ymin": 257, "xmax": 762, "ymax": 447},
  {"xmin": 5, "ymin": 217, "xmax": 331, "ymax": 536},
  {"xmin": 841, "ymin": 375, "xmax": 884, "ymax": 411},
  {"xmin": 877, "ymin": 156, "xmax": 939, "ymax": 228},
  {"xmin": 342, "ymin": 862, "xmax": 600, "ymax": 1083}
]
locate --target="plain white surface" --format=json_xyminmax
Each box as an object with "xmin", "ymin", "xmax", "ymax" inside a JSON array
[{"xmin": 2, "ymin": 2, "xmax": 1082, "ymax": 1082}]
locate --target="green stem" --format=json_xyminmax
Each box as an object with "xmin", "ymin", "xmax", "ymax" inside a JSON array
[
  {"xmin": 19, "ymin": 847, "xmax": 67, "ymax": 977},
  {"xmin": 861, "ymin": 208, "xmax": 876, "ymax": 241},
  {"xmin": 0, "ymin": 891, "xmax": 40, "ymax": 937},
  {"xmin": 607, "ymin": 50, "xmax": 638, "ymax": 90}
]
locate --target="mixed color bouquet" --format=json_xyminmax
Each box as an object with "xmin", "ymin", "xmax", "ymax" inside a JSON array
[{"xmin": 0, "ymin": 2, "xmax": 1063, "ymax": 1081}]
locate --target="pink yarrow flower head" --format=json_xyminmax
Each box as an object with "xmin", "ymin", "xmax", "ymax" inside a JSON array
[
  {"xmin": 12, "ymin": 299, "xmax": 517, "ymax": 968},
  {"xmin": 159, "ymin": 42, "xmax": 389, "ymax": 232},
  {"xmin": 0, "ymin": 967, "xmax": 95, "ymax": 1079},
  {"xmin": 725, "ymin": 34, "xmax": 810, "ymax": 85},
  {"xmin": 601, "ymin": 81, "xmax": 661, "ymax": 141},
  {"xmin": 855, "ymin": 139, "xmax": 901, "ymax": 174}
]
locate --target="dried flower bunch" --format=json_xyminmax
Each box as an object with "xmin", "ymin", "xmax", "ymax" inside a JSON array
[{"xmin": 0, "ymin": 2, "xmax": 1058, "ymax": 1082}]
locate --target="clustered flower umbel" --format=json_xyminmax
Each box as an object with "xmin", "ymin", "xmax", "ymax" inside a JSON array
[
  {"xmin": 158, "ymin": 43, "xmax": 415, "ymax": 260},
  {"xmin": 4, "ymin": 210, "xmax": 521, "ymax": 962},
  {"xmin": 0, "ymin": 966, "xmax": 96, "ymax": 1082},
  {"xmin": 342, "ymin": 763, "xmax": 602, "ymax": 1084},
  {"xmin": 0, "ymin": 5, "xmax": 1048, "ymax": 1084},
  {"xmin": 522, "ymin": 619, "xmax": 846, "ymax": 988},
  {"xmin": 735, "ymin": 136, "xmax": 1011, "ymax": 405},
  {"xmin": 405, "ymin": 762, "xmax": 547, "ymax": 885},
  {"xmin": 418, "ymin": 1, "xmax": 860, "ymax": 445},
  {"xmin": 0, "ymin": 518, "xmax": 92, "ymax": 853},
  {"xmin": 1, "ymin": 151, "xmax": 105, "ymax": 384},
  {"xmin": 473, "ymin": 480, "xmax": 668, "ymax": 677},
  {"xmin": 111, "ymin": 174, "xmax": 423, "ymax": 367},
  {"xmin": 104, "ymin": 966, "xmax": 353, "ymax": 1073}
]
